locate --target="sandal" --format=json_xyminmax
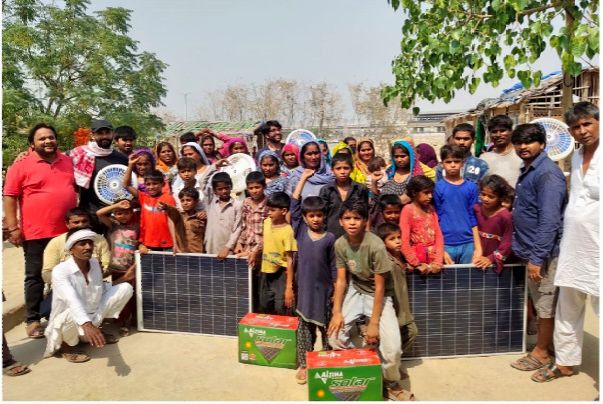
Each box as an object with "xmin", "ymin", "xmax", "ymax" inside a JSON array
[
  {"xmin": 295, "ymin": 367, "xmax": 307, "ymax": 385},
  {"xmin": 102, "ymin": 332, "xmax": 119, "ymax": 344},
  {"xmin": 510, "ymin": 353, "xmax": 551, "ymax": 371},
  {"xmin": 61, "ymin": 352, "xmax": 90, "ymax": 363},
  {"xmin": 386, "ymin": 387, "xmax": 415, "ymax": 401},
  {"xmin": 25, "ymin": 321, "xmax": 45, "ymax": 339},
  {"xmin": 118, "ymin": 327, "xmax": 130, "ymax": 337},
  {"xmin": 531, "ymin": 365, "xmax": 574, "ymax": 383},
  {"xmin": 3, "ymin": 362, "xmax": 31, "ymax": 376}
]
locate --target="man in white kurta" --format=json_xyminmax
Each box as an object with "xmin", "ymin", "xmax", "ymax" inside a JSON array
[
  {"xmin": 44, "ymin": 229, "xmax": 133, "ymax": 360},
  {"xmin": 531, "ymin": 102, "xmax": 599, "ymax": 382}
]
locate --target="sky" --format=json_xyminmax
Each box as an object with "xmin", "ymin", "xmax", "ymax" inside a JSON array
[{"xmin": 86, "ymin": 0, "xmax": 570, "ymax": 121}]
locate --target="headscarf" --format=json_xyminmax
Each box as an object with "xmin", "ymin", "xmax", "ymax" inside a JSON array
[
  {"xmin": 280, "ymin": 143, "xmax": 300, "ymax": 177},
  {"xmin": 258, "ymin": 150, "xmax": 282, "ymax": 177},
  {"xmin": 317, "ymin": 139, "xmax": 332, "ymax": 167},
  {"xmin": 155, "ymin": 142, "xmax": 177, "ymax": 174},
  {"xmin": 200, "ymin": 134, "xmax": 221, "ymax": 164},
  {"xmin": 180, "ymin": 142, "xmax": 210, "ymax": 166},
  {"xmin": 354, "ymin": 137, "xmax": 375, "ymax": 182},
  {"xmin": 131, "ymin": 147, "xmax": 156, "ymax": 171},
  {"xmin": 286, "ymin": 140, "xmax": 334, "ymax": 199},
  {"xmin": 65, "ymin": 229, "xmax": 98, "ymax": 251},
  {"xmin": 331, "ymin": 141, "xmax": 365, "ymax": 183},
  {"xmin": 218, "ymin": 136, "xmax": 250, "ymax": 158},
  {"xmin": 386, "ymin": 140, "xmax": 424, "ymax": 179},
  {"xmin": 416, "ymin": 143, "xmax": 438, "ymax": 168}
]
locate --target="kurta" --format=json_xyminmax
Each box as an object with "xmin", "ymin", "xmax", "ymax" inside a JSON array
[
  {"xmin": 555, "ymin": 146, "xmax": 600, "ymax": 296},
  {"xmin": 473, "ymin": 204, "xmax": 513, "ymax": 273}
]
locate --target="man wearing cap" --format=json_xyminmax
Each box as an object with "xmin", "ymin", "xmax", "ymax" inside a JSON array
[
  {"xmin": 69, "ymin": 119, "xmax": 128, "ymax": 232},
  {"xmin": 43, "ymin": 228, "xmax": 133, "ymax": 362},
  {"xmin": 3, "ymin": 123, "xmax": 77, "ymax": 339}
]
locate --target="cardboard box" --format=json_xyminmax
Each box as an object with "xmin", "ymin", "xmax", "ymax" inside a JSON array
[
  {"xmin": 238, "ymin": 313, "xmax": 298, "ymax": 369},
  {"xmin": 307, "ymin": 349, "xmax": 383, "ymax": 401}
]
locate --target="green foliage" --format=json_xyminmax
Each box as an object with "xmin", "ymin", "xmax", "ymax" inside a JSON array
[
  {"xmin": 2, "ymin": 0, "xmax": 167, "ymax": 166},
  {"xmin": 383, "ymin": 0, "xmax": 599, "ymax": 112}
]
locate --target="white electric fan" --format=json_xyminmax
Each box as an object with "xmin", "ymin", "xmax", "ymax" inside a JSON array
[
  {"xmin": 530, "ymin": 118, "xmax": 575, "ymax": 161},
  {"xmin": 94, "ymin": 164, "xmax": 133, "ymax": 205}
]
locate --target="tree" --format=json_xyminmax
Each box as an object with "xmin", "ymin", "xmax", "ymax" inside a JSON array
[
  {"xmin": 2, "ymin": 0, "xmax": 167, "ymax": 164},
  {"xmin": 382, "ymin": 0, "xmax": 599, "ymax": 113},
  {"xmin": 349, "ymin": 83, "xmax": 410, "ymax": 132},
  {"xmin": 306, "ymin": 82, "xmax": 343, "ymax": 135}
]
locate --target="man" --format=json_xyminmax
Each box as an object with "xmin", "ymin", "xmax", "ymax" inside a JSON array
[
  {"xmin": 43, "ymin": 228, "xmax": 133, "ymax": 362},
  {"xmin": 113, "ymin": 125, "xmax": 137, "ymax": 156},
  {"xmin": 3, "ymin": 123, "xmax": 78, "ymax": 339},
  {"xmin": 70, "ymin": 119, "xmax": 128, "ymax": 232},
  {"xmin": 255, "ymin": 120, "xmax": 284, "ymax": 159},
  {"xmin": 343, "ymin": 136, "xmax": 357, "ymax": 154},
  {"xmin": 179, "ymin": 131, "xmax": 197, "ymax": 146},
  {"xmin": 480, "ymin": 115, "xmax": 523, "ymax": 187},
  {"xmin": 509, "ymin": 123, "xmax": 567, "ymax": 374},
  {"xmin": 437, "ymin": 123, "xmax": 489, "ymax": 183},
  {"xmin": 531, "ymin": 102, "xmax": 599, "ymax": 382}
]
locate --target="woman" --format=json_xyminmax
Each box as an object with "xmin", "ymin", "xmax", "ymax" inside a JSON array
[
  {"xmin": 199, "ymin": 133, "xmax": 222, "ymax": 164},
  {"xmin": 317, "ymin": 139, "xmax": 332, "ymax": 167},
  {"xmin": 219, "ymin": 136, "xmax": 250, "ymax": 157},
  {"xmin": 401, "ymin": 136, "xmax": 436, "ymax": 181},
  {"xmin": 416, "ymin": 143, "xmax": 438, "ymax": 169},
  {"xmin": 381, "ymin": 140, "xmax": 424, "ymax": 202},
  {"xmin": 155, "ymin": 142, "xmax": 178, "ymax": 183},
  {"xmin": 280, "ymin": 143, "xmax": 300, "ymax": 177},
  {"xmin": 354, "ymin": 137, "xmax": 376, "ymax": 185},
  {"xmin": 286, "ymin": 140, "xmax": 334, "ymax": 200}
]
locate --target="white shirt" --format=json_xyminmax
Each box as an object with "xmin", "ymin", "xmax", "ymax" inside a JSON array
[
  {"xmin": 49, "ymin": 257, "xmax": 107, "ymax": 326},
  {"xmin": 555, "ymin": 146, "xmax": 600, "ymax": 296}
]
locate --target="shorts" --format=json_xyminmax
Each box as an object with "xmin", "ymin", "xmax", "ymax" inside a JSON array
[{"xmin": 527, "ymin": 257, "xmax": 559, "ymax": 319}]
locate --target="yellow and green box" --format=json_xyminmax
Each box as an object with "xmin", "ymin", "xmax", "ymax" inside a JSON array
[
  {"xmin": 238, "ymin": 313, "xmax": 298, "ymax": 369},
  {"xmin": 307, "ymin": 349, "xmax": 383, "ymax": 401}
]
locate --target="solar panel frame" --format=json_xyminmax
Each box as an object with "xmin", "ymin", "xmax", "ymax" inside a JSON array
[
  {"xmin": 402, "ymin": 263, "xmax": 527, "ymax": 360},
  {"xmin": 136, "ymin": 251, "xmax": 252, "ymax": 338}
]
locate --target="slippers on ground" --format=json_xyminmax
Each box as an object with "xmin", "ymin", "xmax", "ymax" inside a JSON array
[
  {"xmin": 3, "ymin": 362, "xmax": 31, "ymax": 376},
  {"xmin": 102, "ymin": 332, "xmax": 119, "ymax": 344},
  {"xmin": 386, "ymin": 387, "xmax": 415, "ymax": 401},
  {"xmin": 118, "ymin": 327, "xmax": 130, "ymax": 337},
  {"xmin": 25, "ymin": 321, "xmax": 45, "ymax": 339},
  {"xmin": 531, "ymin": 365, "xmax": 574, "ymax": 383},
  {"xmin": 510, "ymin": 353, "xmax": 551, "ymax": 371},
  {"xmin": 61, "ymin": 352, "xmax": 90, "ymax": 363}
]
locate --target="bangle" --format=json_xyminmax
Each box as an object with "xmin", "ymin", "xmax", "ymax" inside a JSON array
[{"xmin": 7, "ymin": 227, "xmax": 19, "ymax": 233}]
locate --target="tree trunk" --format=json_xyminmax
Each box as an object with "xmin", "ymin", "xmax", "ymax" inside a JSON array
[{"xmin": 560, "ymin": 6, "xmax": 575, "ymax": 112}]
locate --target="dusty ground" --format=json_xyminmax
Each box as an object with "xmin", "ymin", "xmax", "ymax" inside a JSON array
[{"xmin": 2, "ymin": 243, "xmax": 599, "ymax": 401}]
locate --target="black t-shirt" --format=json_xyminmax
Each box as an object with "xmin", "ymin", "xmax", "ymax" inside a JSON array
[{"xmin": 77, "ymin": 150, "xmax": 128, "ymax": 214}]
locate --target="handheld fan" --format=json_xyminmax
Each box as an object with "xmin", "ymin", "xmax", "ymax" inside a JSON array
[
  {"xmin": 530, "ymin": 118, "xmax": 575, "ymax": 161},
  {"xmin": 285, "ymin": 129, "xmax": 317, "ymax": 148},
  {"xmin": 94, "ymin": 164, "xmax": 132, "ymax": 205},
  {"xmin": 220, "ymin": 153, "xmax": 257, "ymax": 193}
]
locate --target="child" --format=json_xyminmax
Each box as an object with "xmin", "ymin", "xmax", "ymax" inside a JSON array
[
  {"xmin": 400, "ymin": 175, "xmax": 444, "ymax": 273},
  {"xmin": 473, "ymin": 175, "xmax": 514, "ymax": 273},
  {"xmin": 434, "ymin": 145, "xmax": 482, "ymax": 265},
  {"xmin": 161, "ymin": 188, "xmax": 207, "ymax": 253},
  {"xmin": 291, "ymin": 196, "xmax": 336, "ymax": 384},
  {"xmin": 367, "ymin": 156, "xmax": 388, "ymax": 198},
  {"xmin": 96, "ymin": 199, "xmax": 139, "ymax": 336},
  {"xmin": 328, "ymin": 200, "xmax": 412, "ymax": 401},
  {"xmin": 319, "ymin": 152, "xmax": 369, "ymax": 238},
  {"xmin": 258, "ymin": 150, "xmax": 288, "ymax": 196},
  {"xmin": 376, "ymin": 223, "xmax": 418, "ymax": 360},
  {"xmin": 123, "ymin": 169, "xmax": 177, "ymax": 253},
  {"xmin": 280, "ymin": 143, "xmax": 300, "ymax": 177},
  {"xmin": 202, "ymin": 172, "xmax": 243, "ymax": 259},
  {"xmin": 369, "ymin": 194, "xmax": 403, "ymax": 232},
  {"xmin": 172, "ymin": 157, "xmax": 204, "ymax": 210},
  {"xmin": 259, "ymin": 192, "xmax": 297, "ymax": 315},
  {"xmin": 125, "ymin": 148, "xmax": 169, "ymax": 194}
]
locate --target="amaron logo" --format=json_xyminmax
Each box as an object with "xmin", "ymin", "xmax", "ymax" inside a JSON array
[
  {"xmin": 315, "ymin": 370, "xmax": 344, "ymax": 384},
  {"xmin": 244, "ymin": 327, "xmax": 266, "ymax": 337}
]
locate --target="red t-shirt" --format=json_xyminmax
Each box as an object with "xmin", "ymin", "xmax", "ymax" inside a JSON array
[
  {"xmin": 138, "ymin": 191, "xmax": 176, "ymax": 248},
  {"xmin": 3, "ymin": 151, "xmax": 77, "ymax": 240}
]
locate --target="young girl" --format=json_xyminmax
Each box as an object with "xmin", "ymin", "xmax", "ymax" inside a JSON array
[
  {"xmin": 473, "ymin": 175, "xmax": 514, "ymax": 273},
  {"xmin": 126, "ymin": 148, "xmax": 170, "ymax": 194},
  {"xmin": 317, "ymin": 139, "xmax": 332, "ymax": 167},
  {"xmin": 258, "ymin": 150, "xmax": 288, "ymax": 196},
  {"xmin": 381, "ymin": 140, "xmax": 424, "ymax": 204},
  {"xmin": 96, "ymin": 199, "xmax": 139, "ymax": 336},
  {"xmin": 280, "ymin": 143, "xmax": 300, "ymax": 177},
  {"xmin": 400, "ymin": 175, "xmax": 444, "ymax": 274}
]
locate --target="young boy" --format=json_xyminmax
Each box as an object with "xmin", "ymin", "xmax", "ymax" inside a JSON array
[
  {"xmin": 259, "ymin": 191, "xmax": 297, "ymax": 315},
  {"xmin": 97, "ymin": 199, "xmax": 139, "ymax": 336},
  {"xmin": 161, "ymin": 188, "xmax": 206, "ymax": 253},
  {"xmin": 367, "ymin": 155, "xmax": 388, "ymax": 198},
  {"xmin": 434, "ymin": 145, "xmax": 482, "ymax": 264},
  {"xmin": 172, "ymin": 157, "xmax": 203, "ymax": 210},
  {"xmin": 376, "ymin": 223, "xmax": 418, "ymax": 359},
  {"xmin": 123, "ymin": 169, "xmax": 177, "ymax": 253},
  {"xmin": 319, "ymin": 152, "xmax": 368, "ymax": 238},
  {"xmin": 328, "ymin": 200, "xmax": 412, "ymax": 401},
  {"xmin": 369, "ymin": 194, "xmax": 403, "ymax": 231},
  {"xmin": 202, "ymin": 172, "xmax": 242, "ymax": 259}
]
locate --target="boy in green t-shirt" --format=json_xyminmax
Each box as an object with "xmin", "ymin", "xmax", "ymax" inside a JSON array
[
  {"xmin": 259, "ymin": 192, "xmax": 298, "ymax": 315},
  {"xmin": 328, "ymin": 200, "xmax": 413, "ymax": 401}
]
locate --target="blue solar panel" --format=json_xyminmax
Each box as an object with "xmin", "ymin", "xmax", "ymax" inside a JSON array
[
  {"xmin": 136, "ymin": 252, "xmax": 251, "ymax": 337},
  {"xmin": 403, "ymin": 264, "xmax": 526, "ymax": 359}
]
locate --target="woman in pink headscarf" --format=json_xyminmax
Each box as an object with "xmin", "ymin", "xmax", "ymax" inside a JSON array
[
  {"xmin": 280, "ymin": 143, "xmax": 300, "ymax": 177},
  {"xmin": 218, "ymin": 136, "xmax": 250, "ymax": 157}
]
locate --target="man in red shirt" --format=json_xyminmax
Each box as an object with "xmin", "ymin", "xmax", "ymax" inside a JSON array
[{"xmin": 3, "ymin": 123, "xmax": 77, "ymax": 339}]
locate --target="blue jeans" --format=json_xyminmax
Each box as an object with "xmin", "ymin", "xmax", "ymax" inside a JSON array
[{"xmin": 445, "ymin": 242, "xmax": 474, "ymax": 264}]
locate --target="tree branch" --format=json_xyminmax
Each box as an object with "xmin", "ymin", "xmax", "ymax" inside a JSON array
[{"xmin": 517, "ymin": 1, "xmax": 564, "ymax": 17}]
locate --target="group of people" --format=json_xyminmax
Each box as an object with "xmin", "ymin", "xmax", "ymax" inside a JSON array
[{"xmin": 2, "ymin": 103, "xmax": 599, "ymax": 401}]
